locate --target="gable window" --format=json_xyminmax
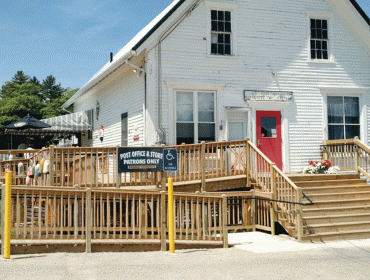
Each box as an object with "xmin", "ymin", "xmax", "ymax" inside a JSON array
[
  {"xmin": 310, "ymin": 19, "xmax": 329, "ymax": 60},
  {"xmin": 211, "ymin": 10, "xmax": 231, "ymax": 55},
  {"xmin": 176, "ymin": 91, "xmax": 215, "ymax": 144},
  {"xmin": 327, "ymin": 96, "xmax": 360, "ymax": 140}
]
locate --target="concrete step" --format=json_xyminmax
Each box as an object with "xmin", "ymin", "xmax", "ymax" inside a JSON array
[
  {"xmin": 301, "ymin": 229, "xmax": 370, "ymax": 242},
  {"xmin": 301, "ymin": 184, "xmax": 369, "ymax": 194},
  {"xmin": 303, "ymin": 205, "xmax": 370, "ymax": 217},
  {"xmin": 288, "ymin": 173, "xmax": 360, "ymax": 182},
  {"xmin": 303, "ymin": 213, "xmax": 370, "ymax": 224},
  {"xmin": 294, "ymin": 179, "xmax": 367, "ymax": 187},
  {"xmin": 307, "ymin": 191, "xmax": 370, "ymax": 202}
]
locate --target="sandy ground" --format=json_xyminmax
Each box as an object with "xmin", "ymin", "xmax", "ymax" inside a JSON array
[{"xmin": 1, "ymin": 232, "xmax": 370, "ymax": 280}]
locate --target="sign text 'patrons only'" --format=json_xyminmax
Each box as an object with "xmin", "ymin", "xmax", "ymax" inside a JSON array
[{"xmin": 117, "ymin": 147, "xmax": 164, "ymax": 172}]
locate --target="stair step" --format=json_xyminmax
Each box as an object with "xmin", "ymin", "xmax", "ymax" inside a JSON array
[
  {"xmin": 303, "ymin": 221, "xmax": 370, "ymax": 234},
  {"xmin": 295, "ymin": 179, "xmax": 367, "ymax": 187},
  {"xmin": 288, "ymin": 173, "xmax": 360, "ymax": 182},
  {"xmin": 302, "ymin": 229, "xmax": 370, "ymax": 242},
  {"xmin": 303, "ymin": 198, "xmax": 370, "ymax": 208},
  {"xmin": 301, "ymin": 184, "xmax": 369, "ymax": 194},
  {"xmin": 304, "ymin": 213, "xmax": 370, "ymax": 224},
  {"xmin": 303, "ymin": 205, "xmax": 370, "ymax": 216},
  {"xmin": 307, "ymin": 191, "xmax": 370, "ymax": 201}
]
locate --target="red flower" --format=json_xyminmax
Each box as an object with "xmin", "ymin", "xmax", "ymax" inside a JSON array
[
  {"xmin": 309, "ymin": 161, "xmax": 314, "ymax": 165},
  {"xmin": 315, "ymin": 161, "xmax": 318, "ymax": 164},
  {"xmin": 325, "ymin": 160, "xmax": 332, "ymax": 167}
]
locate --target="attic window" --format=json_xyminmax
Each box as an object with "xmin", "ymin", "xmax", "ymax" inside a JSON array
[
  {"xmin": 310, "ymin": 19, "xmax": 329, "ymax": 60},
  {"xmin": 211, "ymin": 10, "xmax": 232, "ymax": 55}
]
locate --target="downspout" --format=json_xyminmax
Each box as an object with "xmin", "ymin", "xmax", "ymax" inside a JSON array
[{"xmin": 156, "ymin": 1, "xmax": 201, "ymax": 145}]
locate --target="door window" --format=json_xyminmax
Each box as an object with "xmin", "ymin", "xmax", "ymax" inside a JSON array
[{"xmin": 261, "ymin": 117, "xmax": 277, "ymax": 138}]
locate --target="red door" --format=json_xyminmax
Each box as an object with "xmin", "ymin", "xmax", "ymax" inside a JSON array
[{"xmin": 256, "ymin": 111, "xmax": 283, "ymax": 170}]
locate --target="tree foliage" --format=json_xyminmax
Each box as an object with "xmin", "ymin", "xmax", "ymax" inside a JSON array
[{"xmin": 0, "ymin": 71, "xmax": 78, "ymax": 149}]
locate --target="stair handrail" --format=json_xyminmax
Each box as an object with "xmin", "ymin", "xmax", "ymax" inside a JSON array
[
  {"xmin": 246, "ymin": 139, "xmax": 304, "ymax": 240},
  {"xmin": 353, "ymin": 138, "xmax": 370, "ymax": 181}
]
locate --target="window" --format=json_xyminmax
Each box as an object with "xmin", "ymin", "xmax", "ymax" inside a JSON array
[
  {"xmin": 211, "ymin": 10, "xmax": 231, "ymax": 55},
  {"xmin": 310, "ymin": 19, "xmax": 329, "ymax": 60},
  {"xmin": 327, "ymin": 96, "xmax": 360, "ymax": 140},
  {"xmin": 176, "ymin": 91, "xmax": 215, "ymax": 144}
]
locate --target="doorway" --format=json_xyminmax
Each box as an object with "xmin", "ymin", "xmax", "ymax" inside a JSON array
[{"xmin": 256, "ymin": 111, "xmax": 282, "ymax": 169}]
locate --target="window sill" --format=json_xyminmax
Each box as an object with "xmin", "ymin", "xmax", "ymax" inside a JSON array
[
  {"xmin": 207, "ymin": 54, "xmax": 237, "ymax": 59},
  {"xmin": 308, "ymin": 60, "xmax": 336, "ymax": 67}
]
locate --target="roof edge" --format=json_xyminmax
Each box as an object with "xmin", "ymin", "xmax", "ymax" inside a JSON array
[
  {"xmin": 350, "ymin": 0, "xmax": 370, "ymax": 27},
  {"xmin": 132, "ymin": 0, "xmax": 187, "ymax": 51}
]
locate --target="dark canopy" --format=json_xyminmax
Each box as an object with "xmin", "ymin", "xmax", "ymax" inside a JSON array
[{"xmin": 5, "ymin": 115, "xmax": 52, "ymax": 130}]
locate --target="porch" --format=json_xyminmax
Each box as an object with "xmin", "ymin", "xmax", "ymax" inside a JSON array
[{"xmin": 0, "ymin": 138, "xmax": 369, "ymax": 253}]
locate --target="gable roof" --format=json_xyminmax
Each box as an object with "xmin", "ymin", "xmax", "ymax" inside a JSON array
[{"xmin": 64, "ymin": 0, "xmax": 370, "ymax": 108}]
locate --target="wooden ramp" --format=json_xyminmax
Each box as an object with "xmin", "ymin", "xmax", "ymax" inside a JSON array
[{"xmin": 288, "ymin": 173, "xmax": 370, "ymax": 242}]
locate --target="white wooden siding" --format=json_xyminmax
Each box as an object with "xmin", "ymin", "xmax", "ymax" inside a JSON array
[{"xmin": 146, "ymin": 0, "xmax": 370, "ymax": 172}]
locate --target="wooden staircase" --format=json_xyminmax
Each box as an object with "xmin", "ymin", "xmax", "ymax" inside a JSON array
[{"xmin": 289, "ymin": 173, "xmax": 370, "ymax": 242}]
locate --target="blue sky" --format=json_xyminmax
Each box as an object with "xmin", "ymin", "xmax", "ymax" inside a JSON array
[{"xmin": 1, "ymin": 0, "xmax": 370, "ymax": 90}]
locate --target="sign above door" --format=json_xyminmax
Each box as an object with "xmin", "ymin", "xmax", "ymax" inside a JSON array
[{"xmin": 244, "ymin": 90, "xmax": 293, "ymax": 103}]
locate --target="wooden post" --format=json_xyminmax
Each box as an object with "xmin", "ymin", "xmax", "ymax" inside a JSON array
[
  {"xmin": 221, "ymin": 195, "xmax": 228, "ymax": 248},
  {"xmin": 251, "ymin": 189, "xmax": 256, "ymax": 231},
  {"xmin": 201, "ymin": 141, "xmax": 206, "ymax": 193},
  {"xmin": 354, "ymin": 137, "xmax": 360, "ymax": 173},
  {"xmin": 116, "ymin": 146, "xmax": 121, "ymax": 189},
  {"xmin": 92, "ymin": 155, "xmax": 96, "ymax": 187},
  {"xmin": 296, "ymin": 188, "xmax": 303, "ymax": 241},
  {"xmin": 322, "ymin": 140, "xmax": 328, "ymax": 161},
  {"xmin": 1, "ymin": 183, "xmax": 5, "ymax": 257},
  {"xmin": 245, "ymin": 138, "xmax": 250, "ymax": 188},
  {"xmin": 160, "ymin": 191, "xmax": 166, "ymax": 252},
  {"xmin": 270, "ymin": 164, "xmax": 276, "ymax": 235},
  {"xmin": 49, "ymin": 145, "xmax": 55, "ymax": 186},
  {"xmin": 85, "ymin": 188, "xmax": 92, "ymax": 253}
]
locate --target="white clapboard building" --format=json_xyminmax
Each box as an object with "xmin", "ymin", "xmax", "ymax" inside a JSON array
[{"xmin": 63, "ymin": 0, "xmax": 370, "ymax": 172}]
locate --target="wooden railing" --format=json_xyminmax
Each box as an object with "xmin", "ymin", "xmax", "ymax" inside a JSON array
[
  {"xmin": 246, "ymin": 139, "xmax": 303, "ymax": 240},
  {"xmin": 0, "ymin": 140, "xmax": 247, "ymax": 189},
  {"xmin": 0, "ymin": 185, "xmax": 280, "ymax": 251},
  {"xmin": 323, "ymin": 138, "xmax": 370, "ymax": 181},
  {"xmin": 0, "ymin": 186, "xmax": 230, "ymax": 249},
  {"xmin": 322, "ymin": 139, "xmax": 356, "ymax": 170}
]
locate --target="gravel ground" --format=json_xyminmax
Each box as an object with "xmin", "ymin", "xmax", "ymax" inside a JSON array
[{"xmin": 1, "ymin": 232, "xmax": 370, "ymax": 280}]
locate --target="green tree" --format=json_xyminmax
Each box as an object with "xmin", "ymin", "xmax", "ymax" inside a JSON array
[{"xmin": 41, "ymin": 75, "xmax": 65, "ymax": 102}]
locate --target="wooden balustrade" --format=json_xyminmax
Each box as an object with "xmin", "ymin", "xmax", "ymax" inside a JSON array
[
  {"xmin": 246, "ymin": 139, "xmax": 301, "ymax": 238},
  {"xmin": 322, "ymin": 139, "xmax": 356, "ymax": 170}
]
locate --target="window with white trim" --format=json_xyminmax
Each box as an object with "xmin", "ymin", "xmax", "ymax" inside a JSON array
[
  {"xmin": 211, "ymin": 10, "xmax": 232, "ymax": 55},
  {"xmin": 310, "ymin": 18, "xmax": 329, "ymax": 60},
  {"xmin": 327, "ymin": 96, "xmax": 360, "ymax": 140},
  {"xmin": 176, "ymin": 91, "xmax": 215, "ymax": 144}
]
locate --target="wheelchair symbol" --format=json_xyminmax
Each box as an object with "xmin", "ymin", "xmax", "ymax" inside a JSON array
[{"xmin": 166, "ymin": 150, "xmax": 175, "ymax": 161}]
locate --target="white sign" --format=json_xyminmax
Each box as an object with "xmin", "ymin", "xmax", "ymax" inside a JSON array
[{"xmin": 244, "ymin": 90, "xmax": 293, "ymax": 102}]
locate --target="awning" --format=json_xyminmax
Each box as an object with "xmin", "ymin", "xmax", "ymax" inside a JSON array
[{"xmin": 6, "ymin": 111, "xmax": 92, "ymax": 136}]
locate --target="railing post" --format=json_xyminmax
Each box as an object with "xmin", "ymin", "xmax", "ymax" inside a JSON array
[
  {"xmin": 160, "ymin": 191, "xmax": 166, "ymax": 252},
  {"xmin": 3, "ymin": 171, "xmax": 12, "ymax": 259},
  {"xmin": 116, "ymin": 146, "xmax": 121, "ymax": 189},
  {"xmin": 49, "ymin": 145, "xmax": 55, "ymax": 186},
  {"xmin": 296, "ymin": 188, "xmax": 303, "ymax": 241},
  {"xmin": 221, "ymin": 195, "xmax": 228, "ymax": 248},
  {"xmin": 1, "ymin": 183, "xmax": 5, "ymax": 257},
  {"xmin": 322, "ymin": 140, "xmax": 328, "ymax": 161},
  {"xmin": 354, "ymin": 137, "xmax": 360, "ymax": 174},
  {"xmin": 201, "ymin": 141, "xmax": 206, "ymax": 193},
  {"xmin": 245, "ymin": 138, "xmax": 251, "ymax": 188},
  {"xmin": 270, "ymin": 164, "xmax": 276, "ymax": 236},
  {"xmin": 85, "ymin": 188, "xmax": 92, "ymax": 253},
  {"xmin": 251, "ymin": 189, "xmax": 256, "ymax": 231}
]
